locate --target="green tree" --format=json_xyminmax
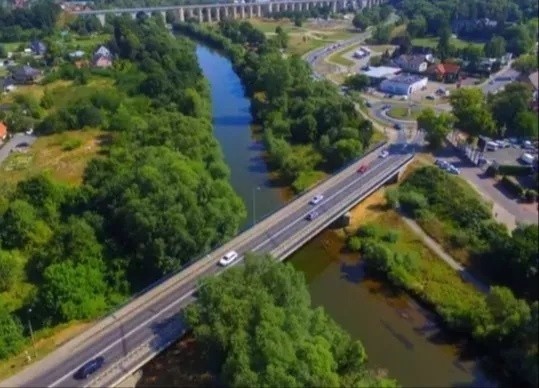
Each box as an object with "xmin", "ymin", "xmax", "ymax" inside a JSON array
[
  {"xmin": 186, "ymin": 255, "xmax": 396, "ymax": 387},
  {"xmin": 0, "ymin": 200, "xmax": 38, "ymax": 250},
  {"xmin": 449, "ymin": 88, "xmax": 496, "ymax": 137},
  {"xmin": 0, "ymin": 250, "xmax": 23, "ymax": 292},
  {"xmin": 0, "ymin": 44, "xmax": 6, "ymax": 58},
  {"xmin": 484, "ymin": 36, "xmax": 507, "ymax": 58},
  {"xmin": 512, "ymin": 54, "xmax": 538, "ymax": 75},
  {"xmin": 372, "ymin": 25, "xmax": 391, "ymax": 44},
  {"xmin": 417, "ymin": 107, "xmax": 454, "ymax": 149},
  {"xmin": 352, "ymin": 13, "xmax": 370, "ymax": 31},
  {"xmin": 488, "ymin": 83, "xmax": 534, "ymax": 136},
  {"xmin": 406, "ymin": 16, "xmax": 427, "ymax": 38},
  {"xmin": 514, "ymin": 110, "xmax": 539, "ymax": 138},
  {"xmin": 344, "ymin": 74, "xmax": 370, "ymax": 92},
  {"xmin": 0, "ymin": 304, "xmax": 25, "ymax": 359},
  {"xmin": 436, "ymin": 26, "xmax": 453, "ymax": 60}
]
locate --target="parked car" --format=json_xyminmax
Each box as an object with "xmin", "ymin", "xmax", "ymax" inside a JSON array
[
  {"xmin": 357, "ymin": 164, "xmax": 368, "ymax": 173},
  {"xmin": 448, "ymin": 166, "xmax": 460, "ymax": 175},
  {"xmin": 310, "ymin": 194, "xmax": 324, "ymax": 205},
  {"xmin": 379, "ymin": 150, "xmax": 389, "ymax": 159},
  {"xmin": 365, "ymin": 101, "xmax": 372, "ymax": 108},
  {"xmin": 306, "ymin": 211, "xmax": 319, "ymax": 221},
  {"xmin": 74, "ymin": 357, "xmax": 105, "ymax": 380},
  {"xmin": 219, "ymin": 250, "xmax": 239, "ymax": 267},
  {"xmin": 394, "ymin": 123, "xmax": 403, "ymax": 130},
  {"xmin": 435, "ymin": 159, "xmax": 450, "ymax": 169}
]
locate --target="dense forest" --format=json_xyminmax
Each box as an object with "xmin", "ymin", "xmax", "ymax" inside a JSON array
[
  {"xmin": 187, "ymin": 255, "xmax": 398, "ymax": 387},
  {"xmin": 0, "ymin": 0, "xmax": 60, "ymax": 41},
  {"xmin": 0, "ymin": 17, "xmax": 245, "ymax": 358},
  {"xmin": 174, "ymin": 20, "xmax": 376, "ymax": 192}
]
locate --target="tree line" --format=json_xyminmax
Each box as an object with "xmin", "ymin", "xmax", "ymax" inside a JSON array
[
  {"xmin": 378, "ymin": 166, "xmax": 538, "ymax": 386},
  {"xmin": 0, "ymin": 0, "xmax": 60, "ymax": 42},
  {"xmin": 0, "ymin": 16, "xmax": 245, "ymax": 359},
  {"xmin": 174, "ymin": 20, "xmax": 376, "ymax": 193}
]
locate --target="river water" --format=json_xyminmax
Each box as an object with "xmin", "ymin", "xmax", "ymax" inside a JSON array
[{"xmin": 138, "ymin": 45, "xmax": 493, "ymax": 388}]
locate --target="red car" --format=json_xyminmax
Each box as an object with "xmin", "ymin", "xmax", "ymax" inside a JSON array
[{"xmin": 357, "ymin": 165, "xmax": 368, "ymax": 173}]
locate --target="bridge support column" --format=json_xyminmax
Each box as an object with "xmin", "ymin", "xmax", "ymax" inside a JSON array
[
  {"xmin": 207, "ymin": 8, "xmax": 212, "ymax": 22},
  {"xmin": 240, "ymin": 5, "xmax": 245, "ymax": 19},
  {"xmin": 97, "ymin": 14, "xmax": 105, "ymax": 26},
  {"xmin": 178, "ymin": 8, "xmax": 184, "ymax": 22},
  {"xmin": 223, "ymin": 7, "xmax": 228, "ymax": 19},
  {"xmin": 332, "ymin": 1, "xmax": 337, "ymax": 12},
  {"xmin": 248, "ymin": 4, "xmax": 253, "ymax": 18},
  {"xmin": 305, "ymin": 2, "xmax": 310, "ymax": 10},
  {"xmin": 197, "ymin": 8, "xmax": 203, "ymax": 23},
  {"xmin": 256, "ymin": 4, "xmax": 261, "ymax": 17},
  {"xmin": 130, "ymin": 12, "xmax": 137, "ymax": 20},
  {"xmin": 187, "ymin": 8, "xmax": 194, "ymax": 19},
  {"xmin": 160, "ymin": 11, "xmax": 166, "ymax": 22},
  {"xmin": 232, "ymin": 6, "xmax": 237, "ymax": 19}
]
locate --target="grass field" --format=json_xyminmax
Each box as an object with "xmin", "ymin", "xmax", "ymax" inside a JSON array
[
  {"xmin": 412, "ymin": 36, "xmax": 484, "ymax": 50},
  {"xmin": 0, "ymin": 129, "xmax": 109, "ymax": 187},
  {"xmin": 386, "ymin": 106, "xmax": 420, "ymax": 120},
  {"xmin": 327, "ymin": 43, "xmax": 361, "ymax": 67}
]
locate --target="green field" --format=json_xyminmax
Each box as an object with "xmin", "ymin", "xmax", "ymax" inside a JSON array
[
  {"xmin": 386, "ymin": 106, "xmax": 420, "ymax": 120},
  {"xmin": 412, "ymin": 36, "xmax": 484, "ymax": 50}
]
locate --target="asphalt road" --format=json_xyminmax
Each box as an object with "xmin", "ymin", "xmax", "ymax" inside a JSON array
[
  {"xmin": 481, "ymin": 67, "xmax": 519, "ymax": 95},
  {"xmin": 0, "ymin": 133, "xmax": 37, "ymax": 165},
  {"xmin": 8, "ymin": 143, "xmax": 414, "ymax": 388}
]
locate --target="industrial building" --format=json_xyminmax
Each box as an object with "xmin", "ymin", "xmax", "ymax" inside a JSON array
[{"xmin": 379, "ymin": 74, "xmax": 428, "ymax": 96}]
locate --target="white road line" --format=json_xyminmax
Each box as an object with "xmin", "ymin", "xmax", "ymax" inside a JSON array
[
  {"xmin": 48, "ymin": 289, "xmax": 196, "ymax": 387},
  {"xmin": 49, "ymin": 154, "xmax": 406, "ymax": 388}
]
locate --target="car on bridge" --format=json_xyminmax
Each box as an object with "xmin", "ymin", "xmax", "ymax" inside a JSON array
[
  {"xmin": 379, "ymin": 150, "xmax": 389, "ymax": 159},
  {"xmin": 74, "ymin": 356, "xmax": 105, "ymax": 380},
  {"xmin": 306, "ymin": 211, "xmax": 319, "ymax": 221},
  {"xmin": 309, "ymin": 194, "xmax": 324, "ymax": 205},
  {"xmin": 357, "ymin": 164, "xmax": 368, "ymax": 173},
  {"xmin": 219, "ymin": 250, "xmax": 239, "ymax": 267}
]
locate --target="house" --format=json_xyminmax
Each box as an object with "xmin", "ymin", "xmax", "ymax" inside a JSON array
[
  {"xmin": 379, "ymin": 74, "xmax": 428, "ymax": 96},
  {"xmin": 92, "ymin": 55, "xmax": 113, "ymax": 69},
  {"xmin": 528, "ymin": 71, "xmax": 538, "ymax": 104},
  {"xmin": 30, "ymin": 40, "xmax": 47, "ymax": 55},
  {"xmin": 94, "ymin": 46, "xmax": 112, "ymax": 58},
  {"xmin": 428, "ymin": 63, "xmax": 461, "ymax": 83},
  {"xmin": 11, "ymin": 65, "xmax": 41, "ymax": 84},
  {"xmin": 69, "ymin": 50, "xmax": 85, "ymax": 59},
  {"xmin": 0, "ymin": 121, "xmax": 7, "ymax": 141},
  {"xmin": 393, "ymin": 54, "xmax": 428, "ymax": 73}
]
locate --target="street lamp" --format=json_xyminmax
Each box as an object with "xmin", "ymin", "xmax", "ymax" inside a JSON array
[
  {"xmin": 252, "ymin": 186, "xmax": 261, "ymax": 227},
  {"xmin": 28, "ymin": 308, "xmax": 37, "ymax": 359}
]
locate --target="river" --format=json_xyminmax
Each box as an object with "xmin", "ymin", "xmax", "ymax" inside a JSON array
[{"xmin": 137, "ymin": 45, "xmax": 493, "ymax": 388}]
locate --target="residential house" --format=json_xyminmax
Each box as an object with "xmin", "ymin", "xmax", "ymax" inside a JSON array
[
  {"xmin": 0, "ymin": 121, "xmax": 7, "ymax": 141},
  {"xmin": 393, "ymin": 54, "xmax": 428, "ymax": 74},
  {"xmin": 92, "ymin": 46, "xmax": 113, "ymax": 69},
  {"xmin": 11, "ymin": 65, "xmax": 41, "ymax": 84},
  {"xmin": 428, "ymin": 63, "xmax": 461, "ymax": 83},
  {"xmin": 94, "ymin": 46, "xmax": 112, "ymax": 58},
  {"xmin": 30, "ymin": 40, "xmax": 47, "ymax": 55},
  {"xmin": 1, "ymin": 77, "xmax": 16, "ymax": 92}
]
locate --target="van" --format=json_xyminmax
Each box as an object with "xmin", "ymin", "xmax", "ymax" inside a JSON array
[
  {"xmin": 485, "ymin": 141, "xmax": 498, "ymax": 151},
  {"xmin": 520, "ymin": 153, "xmax": 535, "ymax": 165}
]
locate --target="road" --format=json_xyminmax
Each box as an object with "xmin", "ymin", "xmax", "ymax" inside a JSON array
[
  {"xmin": 2, "ymin": 143, "xmax": 415, "ymax": 388},
  {"xmin": 481, "ymin": 66, "xmax": 519, "ymax": 95},
  {"xmin": 0, "ymin": 133, "xmax": 36, "ymax": 165}
]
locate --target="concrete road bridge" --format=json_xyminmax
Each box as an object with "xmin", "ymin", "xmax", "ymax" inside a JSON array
[
  {"xmin": 72, "ymin": 0, "xmax": 386, "ymax": 25},
  {"xmin": 1, "ymin": 135, "xmax": 418, "ymax": 388}
]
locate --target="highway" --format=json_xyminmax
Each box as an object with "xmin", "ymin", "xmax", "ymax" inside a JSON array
[{"xmin": 3, "ymin": 141, "xmax": 415, "ymax": 388}]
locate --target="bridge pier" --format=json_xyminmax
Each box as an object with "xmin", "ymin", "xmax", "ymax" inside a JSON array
[
  {"xmin": 178, "ymin": 8, "xmax": 184, "ymax": 22},
  {"xmin": 97, "ymin": 13, "xmax": 105, "ymax": 26},
  {"xmin": 240, "ymin": 5, "xmax": 245, "ymax": 18},
  {"xmin": 197, "ymin": 8, "xmax": 203, "ymax": 23},
  {"xmin": 248, "ymin": 4, "xmax": 253, "ymax": 18},
  {"xmin": 256, "ymin": 4, "xmax": 261, "ymax": 17},
  {"xmin": 207, "ymin": 8, "xmax": 212, "ymax": 23}
]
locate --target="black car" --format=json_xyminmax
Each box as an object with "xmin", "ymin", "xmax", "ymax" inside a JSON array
[
  {"xmin": 394, "ymin": 123, "xmax": 403, "ymax": 130},
  {"xmin": 74, "ymin": 356, "xmax": 105, "ymax": 380}
]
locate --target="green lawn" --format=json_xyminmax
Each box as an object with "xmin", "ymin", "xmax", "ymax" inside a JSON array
[
  {"xmin": 386, "ymin": 106, "xmax": 420, "ymax": 120},
  {"xmin": 327, "ymin": 44, "xmax": 361, "ymax": 67},
  {"xmin": 412, "ymin": 36, "xmax": 484, "ymax": 50}
]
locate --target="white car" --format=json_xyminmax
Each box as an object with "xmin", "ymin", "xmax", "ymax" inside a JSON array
[
  {"xmin": 219, "ymin": 250, "xmax": 239, "ymax": 267},
  {"xmin": 379, "ymin": 150, "xmax": 389, "ymax": 159},
  {"xmin": 310, "ymin": 194, "xmax": 324, "ymax": 205},
  {"xmin": 306, "ymin": 211, "xmax": 319, "ymax": 221}
]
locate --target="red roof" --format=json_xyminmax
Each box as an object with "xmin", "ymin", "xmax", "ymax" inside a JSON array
[
  {"xmin": 432, "ymin": 63, "xmax": 461, "ymax": 75},
  {"xmin": 0, "ymin": 122, "xmax": 7, "ymax": 139}
]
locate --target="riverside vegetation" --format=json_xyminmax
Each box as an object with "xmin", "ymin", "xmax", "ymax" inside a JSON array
[
  {"xmin": 1, "ymin": 17, "xmax": 245, "ymax": 361},
  {"xmin": 174, "ymin": 20, "xmax": 376, "ymax": 193},
  {"xmin": 347, "ymin": 166, "xmax": 538, "ymax": 386}
]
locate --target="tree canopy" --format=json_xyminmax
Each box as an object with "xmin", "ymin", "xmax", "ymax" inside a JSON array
[{"xmin": 186, "ymin": 255, "xmax": 397, "ymax": 387}]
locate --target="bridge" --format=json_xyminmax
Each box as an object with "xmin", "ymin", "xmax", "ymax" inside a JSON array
[
  {"xmin": 1, "ymin": 136, "xmax": 417, "ymax": 388},
  {"xmin": 72, "ymin": 0, "xmax": 386, "ymax": 25}
]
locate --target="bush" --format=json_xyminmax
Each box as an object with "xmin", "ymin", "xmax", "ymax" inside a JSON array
[
  {"xmin": 398, "ymin": 190, "xmax": 428, "ymax": 215},
  {"xmin": 61, "ymin": 138, "xmax": 82, "ymax": 151},
  {"xmin": 357, "ymin": 223, "xmax": 385, "ymax": 239},
  {"xmin": 501, "ymin": 175, "xmax": 524, "ymax": 197},
  {"xmin": 497, "ymin": 164, "xmax": 534, "ymax": 177},
  {"xmin": 384, "ymin": 187, "xmax": 399, "ymax": 209},
  {"xmin": 524, "ymin": 189, "xmax": 537, "ymax": 203},
  {"xmin": 383, "ymin": 230, "xmax": 400, "ymax": 243},
  {"xmin": 347, "ymin": 236, "xmax": 362, "ymax": 252}
]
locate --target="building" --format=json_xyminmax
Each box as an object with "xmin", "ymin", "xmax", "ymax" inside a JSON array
[
  {"xmin": 69, "ymin": 50, "xmax": 85, "ymax": 59},
  {"xmin": 11, "ymin": 65, "xmax": 41, "ymax": 84},
  {"xmin": 92, "ymin": 46, "xmax": 113, "ymax": 69},
  {"xmin": 30, "ymin": 40, "xmax": 47, "ymax": 56},
  {"xmin": 379, "ymin": 74, "xmax": 428, "ymax": 96},
  {"xmin": 428, "ymin": 63, "xmax": 461, "ymax": 83},
  {"xmin": 0, "ymin": 121, "xmax": 7, "ymax": 141},
  {"xmin": 393, "ymin": 54, "xmax": 428, "ymax": 73},
  {"xmin": 94, "ymin": 46, "xmax": 112, "ymax": 58},
  {"xmin": 362, "ymin": 66, "xmax": 401, "ymax": 85}
]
